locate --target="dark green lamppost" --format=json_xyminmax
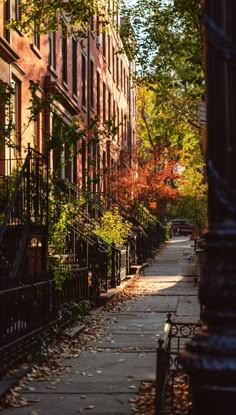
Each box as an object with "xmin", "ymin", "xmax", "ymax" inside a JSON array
[{"xmin": 180, "ymin": 1, "xmax": 236, "ymax": 414}]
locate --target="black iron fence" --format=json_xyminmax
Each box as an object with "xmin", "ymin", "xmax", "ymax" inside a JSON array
[
  {"xmin": 155, "ymin": 316, "xmax": 200, "ymax": 415},
  {"xmin": 0, "ymin": 266, "xmax": 93, "ymax": 377}
]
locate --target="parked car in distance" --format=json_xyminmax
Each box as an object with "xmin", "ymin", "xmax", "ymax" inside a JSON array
[{"xmin": 169, "ymin": 219, "xmax": 194, "ymax": 236}]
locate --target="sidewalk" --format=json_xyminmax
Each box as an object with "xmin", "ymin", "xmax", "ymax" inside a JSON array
[{"xmin": 1, "ymin": 236, "xmax": 200, "ymax": 415}]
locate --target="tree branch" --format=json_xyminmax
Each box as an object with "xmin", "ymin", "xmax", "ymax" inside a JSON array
[{"xmin": 141, "ymin": 103, "xmax": 156, "ymax": 150}]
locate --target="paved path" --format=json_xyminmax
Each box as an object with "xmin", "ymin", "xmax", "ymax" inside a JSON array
[{"xmin": 1, "ymin": 237, "xmax": 200, "ymax": 415}]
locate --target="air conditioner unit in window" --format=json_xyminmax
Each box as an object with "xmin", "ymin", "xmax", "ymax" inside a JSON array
[{"xmin": 96, "ymin": 35, "xmax": 102, "ymax": 47}]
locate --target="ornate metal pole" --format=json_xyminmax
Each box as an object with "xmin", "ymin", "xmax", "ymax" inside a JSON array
[{"xmin": 180, "ymin": 1, "xmax": 236, "ymax": 414}]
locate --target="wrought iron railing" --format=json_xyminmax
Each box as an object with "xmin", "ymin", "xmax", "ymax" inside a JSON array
[
  {"xmin": 155, "ymin": 315, "xmax": 200, "ymax": 415},
  {"xmin": 0, "ymin": 147, "xmax": 48, "ymax": 232},
  {"xmin": 0, "ymin": 148, "xmax": 49, "ymax": 288}
]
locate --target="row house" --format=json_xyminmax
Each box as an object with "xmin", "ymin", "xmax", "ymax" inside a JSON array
[
  {"xmin": 0, "ymin": 0, "xmax": 141, "ymax": 376},
  {"xmin": 0, "ymin": 0, "xmax": 137, "ymax": 194}
]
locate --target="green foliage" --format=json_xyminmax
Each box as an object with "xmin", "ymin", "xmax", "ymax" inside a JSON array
[
  {"xmin": 48, "ymin": 200, "xmax": 79, "ymax": 256},
  {"xmin": 169, "ymin": 193, "xmax": 207, "ymax": 230},
  {"xmin": 124, "ymin": 0, "xmax": 204, "ymax": 151},
  {"xmin": 134, "ymin": 203, "xmax": 157, "ymax": 226},
  {"xmin": 0, "ymin": 82, "xmax": 18, "ymax": 151},
  {"xmin": 92, "ymin": 207, "xmax": 132, "ymax": 246},
  {"xmin": 165, "ymin": 222, "xmax": 172, "ymax": 240},
  {"xmin": 119, "ymin": 16, "xmax": 137, "ymax": 61},
  {"xmin": 129, "ymin": 0, "xmax": 206, "ymax": 221},
  {"xmin": 124, "ymin": 0, "xmax": 203, "ymax": 85},
  {"xmin": 168, "ymin": 165, "xmax": 207, "ymax": 229},
  {"xmin": 48, "ymin": 190, "xmax": 85, "ymax": 288},
  {"xmin": 59, "ymin": 300, "xmax": 91, "ymax": 327},
  {"xmin": 0, "ymin": 168, "xmax": 22, "ymax": 223},
  {"xmin": 6, "ymin": 0, "xmax": 104, "ymax": 37}
]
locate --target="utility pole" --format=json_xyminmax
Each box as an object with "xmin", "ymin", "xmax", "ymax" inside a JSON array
[{"xmin": 180, "ymin": 1, "xmax": 236, "ymax": 414}]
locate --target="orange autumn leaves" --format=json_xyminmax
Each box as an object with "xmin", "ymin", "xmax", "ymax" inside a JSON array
[{"xmin": 111, "ymin": 153, "xmax": 180, "ymax": 208}]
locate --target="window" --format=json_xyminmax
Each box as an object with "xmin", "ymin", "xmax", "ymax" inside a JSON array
[
  {"xmin": 96, "ymin": 15, "xmax": 100, "ymax": 36},
  {"xmin": 34, "ymin": 112, "xmax": 41, "ymax": 152},
  {"xmin": 103, "ymin": 82, "xmax": 106, "ymax": 122},
  {"xmin": 90, "ymin": 15, "xmax": 94, "ymax": 32},
  {"xmin": 124, "ymin": 114, "xmax": 127, "ymax": 140},
  {"xmin": 102, "ymin": 25, "xmax": 106, "ymax": 59},
  {"xmin": 72, "ymin": 36, "xmax": 78, "ymax": 96},
  {"xmin": 15, "ymin": 0, "xmax": 21, "ymax": 21},
  {"xmin": 92, "ymin": 140, "xmax": 98, "ymax": 194},
  {"xmin": 97, "ymin": 71, "xmax": 100, "ymax": 116},
  {"xmin": 108, "ymin": 0, "xmax": 111, "ymax": 15},
  {"xmin": 116, "ymin": 0, "xmax": 120, "ymax": 25},
  {"xmin": 124, "ymin": 70, "xmax": 126, "ymax": 95},
  {"xmin": 11, "ymin": 77, "xmax": 21, "ymax": 151},
  {"xmin": 0, "ymin": 90, "xmax": 5, "ymax": 158},
  {"xmin": 112, "ymin": 0, "xmax": 115, "ymax": 23},
  {"xmin": 4, "ymin": 0, "xmax": 10, "ymax": 42},
  {"xmin": 52, "ymin": 117, "xmax": 74, "ymax": 181},
  {"xmin": 120, "ymin": 61, "xmax": 123, "ymax": 89},
  {"xmin": 116, "ymin": 56, "xmax": 119, "ymax": 87},
  {"xmin": 102, "ymin": 151, "xmax": 107, "ymax": 193},
  {"xmin": 90, "ymin": 60, "xmax": 94, "ymax": 109},
  {"xmin": 33, "ymin": 25, "xmax": 40, "ymax": 49},
  {"xmin": 121, "ymin": 109, "xmax": 123, "ymax": 141},
  {"xmin": 108, "ymin": 91, "xmax": 111, "ymax": 122},
  {"xmin": 117, "ymin": 106, "xmax": 119, "ymax": 142},
  {"xmin": 62, "ymin": 27, "xmax": 68, "ymax": 84},
  {"xmin": 113, "ymin": 100, "xmax": 116, "ymax": 132},
  {"xmin": 82, "ymin": 52, "xmax": 86, "ymax": 108},
  {"xmin": 49, "ymin": 32, "xmax": 56, "ymax": 69},
  {"xmin": 108, "ymin": 36, "xmax": 111, "ymax": 70},
  {"xmin": 65, "ymin": 143, "xmax": 74, "ymax": 182},
  {"xmin": 112, "ymin": 47, "xmax": 115, "ymax": 81}
]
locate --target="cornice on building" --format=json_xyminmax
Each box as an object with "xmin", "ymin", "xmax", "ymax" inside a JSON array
[
  {"xmin": 44, "ymin": 75, "xmax": 80, "ymax": 116},
  {"xmin": 0, "ymin": 36, "xmax": 19, "ymax": 63}
]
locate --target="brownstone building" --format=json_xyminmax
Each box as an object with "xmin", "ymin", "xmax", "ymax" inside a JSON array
[{"xmin": 0, "ymin": 0, "xmax": 136, "ymax": 193}]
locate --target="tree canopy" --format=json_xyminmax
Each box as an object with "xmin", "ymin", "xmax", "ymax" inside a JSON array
[{"xmin": 120, "ymin": 0, "xmax": 207, "ymax": 224}]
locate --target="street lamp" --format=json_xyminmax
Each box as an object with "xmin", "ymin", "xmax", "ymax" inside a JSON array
[{"xmin": 180, "ymin": 1, "xmax": 236, "ymax": 414}]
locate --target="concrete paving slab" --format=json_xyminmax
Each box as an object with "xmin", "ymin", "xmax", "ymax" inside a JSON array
[
  {"xmin": 150, "ymin": 282, "xmax": 198, "ymax": 295},
  {"xmin": 21, "ymin": 352, "xmax": 156, "ymax": 396},
  {"xmin": 143, "ymin": 267, "xmax": 182, "ymax": 276},
  {"xmin": 140, "ymin": 276, "xmax": 186, "ymax": 282},
  {"xmin": 95, "ymin": 332, "xmax": 160, "ymax": 349},
  {"xmin": 124, "ymin": 295, "xmax": 179, "ymax": 312},
  {"xmin": 2, "ymin": 392, "xmax": 136, "ymax": 414},
  {"xmin": 108, "ymin": 321, "xmax": 166, "ymax": 333},
  {"xmin": 176, "ymin": 295, "xmax": 200, "ymax": 317},
  {"xmin": 103, "ymin": 312, "xmax": 167, "ymax": 331},
  {"xmin": 20, "ymin": 380, "xmax": 141, "ymax": 394}
]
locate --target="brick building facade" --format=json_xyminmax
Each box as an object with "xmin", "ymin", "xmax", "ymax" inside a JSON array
[{"xmin": 0, "ymin": 0, "xmax": 136, "ymax": 193}]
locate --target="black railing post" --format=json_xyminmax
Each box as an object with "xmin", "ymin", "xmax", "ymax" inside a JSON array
[
  {"xmin": 26, "ymin": 146, "xmax": 31, "ymax": 223},
  {"xmin": 180, "ymin": 2, "xmax": 236, "ymax": 414},
  {"xmin": 110, "ymin": 242, "xmax": 116, "ymax": 288}
]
